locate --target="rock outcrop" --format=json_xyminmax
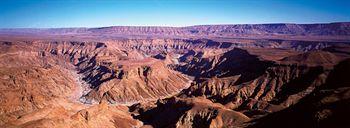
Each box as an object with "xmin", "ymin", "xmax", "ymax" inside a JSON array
[
  {"xmin": 249, "ymin": 59, "xmax": 350, "ymax": 128},
  {"xmin": 1, "ymin": 24, "xmax": 350, "ymax": 128},
  {"xmin": 133, "ymin": 97, "xmax": 250, "ymax": 128},
  {"xmin": 2, "ymin": 101, "xmax": 142, "ymax": 128},
  {"xmin": 178, "ymin": 47, "xmax": 349, "ymax": 118}
]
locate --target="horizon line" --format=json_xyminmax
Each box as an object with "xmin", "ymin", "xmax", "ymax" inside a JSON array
[{"xmin": 0, "ymin": 21, "xmax": 349, "ymax": 29}]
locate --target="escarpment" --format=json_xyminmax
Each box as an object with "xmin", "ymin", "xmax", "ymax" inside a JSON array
[
  {"xmin": 1, "ymin": 31, "xmax": 350, "ymax": 128},
  {"xmin": 2, "ymin": 22, "xmax": 350, "ymax": 41},
  {"xmin": 177, "ymin": 47, "xmax": 350, "ymax": 118},
  {"xmin": 248, "ymin": 59, "xmax": 350, "ymax": 128}
]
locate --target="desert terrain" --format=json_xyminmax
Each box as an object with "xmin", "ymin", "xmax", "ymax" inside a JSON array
[{"xmin": 0, "ymin": 22, "xmax": 350, "ymax": 128}]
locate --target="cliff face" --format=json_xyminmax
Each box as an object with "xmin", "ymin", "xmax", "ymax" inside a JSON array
[
  {"xmin": 0, "ymin": 33, "xmax": 350, "ymax": 128},
  {"xmin": 0, "ymin": 42, "xmax": 78, "ymax": 123},
  {"xmin": 0, "ymin": 39, "xmax": 194, "ymax": 127},
  {"xmin": 2, "ymin": 22, "xmax": 349, "ymax": 39},
  {"xmin": 176, "ymin": 48, "xmax": 274, "ymax": 79},
  {"xmin": 82, "ymin": 60, "xmax": 191, "ymax": 104},
  {"xmin": 86, "ymin": 22, "xmax": 350, "ymax": 37},
  {"xmin": 0, "ymin": 40, "xmax": 193, "ymax": 104},
  {"xmin": 249, "ymin": 59, "xmax": 350, "ymax": 128},
  {"xmin": 177, "ymin": 47, "xmax": 348, "ymax": 118}
]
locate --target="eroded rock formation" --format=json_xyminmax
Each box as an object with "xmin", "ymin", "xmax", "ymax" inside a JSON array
[{"xmin": 1, "ymin": 23, "xmax": 350, "ymax": 128}]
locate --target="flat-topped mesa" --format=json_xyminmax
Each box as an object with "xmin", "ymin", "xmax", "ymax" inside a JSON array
[{"xmin": 2, "ymin": 22, "xmax": 349, "ymax": 40}]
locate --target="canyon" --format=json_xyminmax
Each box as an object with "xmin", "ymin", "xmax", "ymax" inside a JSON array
[{"xmin": 0, "ymin": 22, "xmax": 350, "ymax": 128}]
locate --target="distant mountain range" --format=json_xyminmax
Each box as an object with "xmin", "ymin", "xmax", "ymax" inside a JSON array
[{"xmin": 1, "ymin": 22, "xmax": 350, "ymax": 41}]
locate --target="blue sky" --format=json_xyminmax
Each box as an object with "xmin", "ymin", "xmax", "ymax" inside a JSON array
[{"xmin": 0, "ymin": 0, "xmax": 349, "ymax": 28}]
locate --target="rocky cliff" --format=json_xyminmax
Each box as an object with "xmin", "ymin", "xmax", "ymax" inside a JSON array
[
  {"xmin": 249, "ymin": 59, "xmax": 350, "ymax": 128},
  {"xmin": 1, "ymin": 22, "xmax": 349, "ymax": 39},
  {"xmin": 0, "ymin": 29, "xmax": 350, "ymax": 127}
]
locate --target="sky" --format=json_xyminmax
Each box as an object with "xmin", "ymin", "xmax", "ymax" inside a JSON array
[{"xmin": 0, "ymin": 0, "xmax": 349, "ymax": 28}]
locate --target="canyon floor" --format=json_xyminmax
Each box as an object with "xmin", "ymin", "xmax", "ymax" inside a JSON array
[{"xmin": 1, "ymin": 23, "xmax": 350, "ymax": 128}]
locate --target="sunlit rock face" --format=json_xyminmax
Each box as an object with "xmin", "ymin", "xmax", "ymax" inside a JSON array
[{"xmin": 1, "ymin": 23, "xmax": 350, "ymax": 128}]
